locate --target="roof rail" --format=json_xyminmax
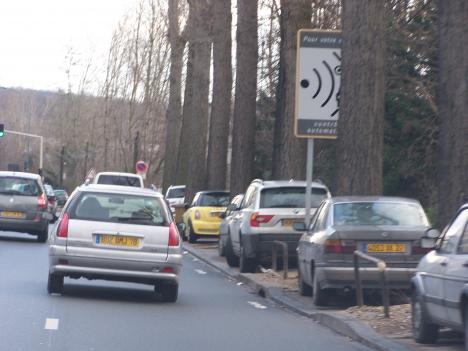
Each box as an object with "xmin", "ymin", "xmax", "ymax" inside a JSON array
[
  {"xmin": 313, "ymin": 178, "xmax": 324, "ymax": 184},
  {"xmin": 250, "ymin": 178, "xmax": 263, "ymax": 184}
]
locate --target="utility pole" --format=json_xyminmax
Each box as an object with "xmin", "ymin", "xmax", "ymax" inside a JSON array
[
  {"xmin": 133, "ymin": 131, "xmax": 140, "ymax": 167},
  {"xmin": 83, "ymin": 141, "xmax": 89, "ymax": 178},
  {"xmin": 59, "ymin": 146, "xmax": 65, "ymax": 188},
  {"xmin": 104, "ymin": 138, "xmax": 108, "ymax": 170}
]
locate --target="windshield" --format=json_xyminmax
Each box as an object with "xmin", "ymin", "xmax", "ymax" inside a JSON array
[
  {"xmin": 0, "ymin": 177, "xmax": 41, "ymax": 196},
  {"xmin": 198, "ymin": 193, "xmax": 230, "ymax": 207},
  {"xmin": 167, "ymin": 187, "xmax": 185, "ymax": 199},
  {"xmin": 260, "ymin": 187, "xmax": 328, "ymax": 208},
  {"xmin": 333, "ymin": 202, "xmax": 429, "ymax": 226},
  {"xmin": 97, "ymin": 175, "xmax": 141, "ymax": 187},
  {"xmin": 70, "ymin": 192, "xmax": 169, "ymax": 226}
]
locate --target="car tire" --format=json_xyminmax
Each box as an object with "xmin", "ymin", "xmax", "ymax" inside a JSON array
[
  {"xmin": 47, "ymin": 272, "xmax": 63, "ymax": 294},
  {"xmin": 239, "ymin": 242, "xmax": 256, "ymax": 273},
  {"xmin": 225, "ymin": 236, "xmax": 239, "ymax": 267},
  {"xmin": 298, "ymin": 262, "xmax": 313, "ymax": 296},
  {"xmin": 37, "ymin": 228, "xmax": 48, "ymax": 243},
  {"xmin": 312, "ymin": 268, "xmax": 328, "ymax": 306},
  {"xmin": 218, "ymin": 236, "xmax": 225, "ymax": 257},
  {"xmin": 188, "ymin": 222, "xmax": 197, "ymax": 243},
  {"xmin": 412, "ymin": 288, "xmax": 438, "ymax": 344},
  {"xmin": 159, "ymin": 282, "xmax": 178, "ymax": 303}
]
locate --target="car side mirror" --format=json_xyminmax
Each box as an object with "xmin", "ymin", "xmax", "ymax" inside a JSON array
[
  {"xmin": 293, "ymin": 222, "xmax": 307, "ymax": 232},
  {"xmin": 177, "ymin": 222, "xmax": 186, "ymax": 233},
  {"xmin": 421, "ymin": 237, "xmax": 437, "ymax": 249},
  {"xmin": 425, "ymin": 228, "xmax": 441, "ymax": 239},
  {"xmin": 219, "ymin": 211, "xmax": 227, "ymax": 219}
]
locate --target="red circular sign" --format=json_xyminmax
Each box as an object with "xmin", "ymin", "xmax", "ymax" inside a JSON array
[{"xmin": 135, "ymin": 160, "xmax": 148, "ymax": 173}]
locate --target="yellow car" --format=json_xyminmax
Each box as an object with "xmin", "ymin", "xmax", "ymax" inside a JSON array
[{"xmin": 182, "ymin": 191, "xmax": 230, "ymax": 243}]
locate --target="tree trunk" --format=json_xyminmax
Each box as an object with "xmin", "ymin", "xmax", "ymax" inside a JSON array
[
  {"xmin": 272, "ymin": 0, "xmax": 312, "ymax": 180},
  {"xmin": 335, "ymin": 0, "xmax": 386, "ymax": 195},
  {"xmin": 230, "ymin": 0, "xmax": 258, "ymax": 197},
  {"xmin": 206, "ymin": 0, "xmax": 232, "ymax": 190},
  {"xmin": 162, "ymin": 0, "xmax": 185, "ymax": 193},
  {"xmin": 437, "ymin": 0, "xmax": 468, "ymax": 227},
  {"xmin": 177, "ymin": 0, "xmax": 212, "ymax": 203}
]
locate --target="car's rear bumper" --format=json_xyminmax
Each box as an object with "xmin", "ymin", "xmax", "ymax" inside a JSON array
[
  {"xmin": 192, "ymin": 220, "xmax": 221, "ymax": 235},
  {"xmin": 316, "ymin": 266, "xmax": 417, "ymax": 290},
  {"xmin": 242, "ymin": 233, "xmax": 302, "ymax": 259},
  {"xmin": 0, "ymin": 217, "xmax": 48, "ymax": 234},
  {"xmin": 49, "ymin": 245, "xmax": 182, "ymax": 284}
]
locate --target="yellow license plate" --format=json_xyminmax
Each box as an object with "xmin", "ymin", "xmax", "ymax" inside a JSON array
[
  {"xmin": 97, "ymin": 235, "xmax": 140, "ymax": 247},
  {"xmin": 367, "ymin": 243, "xmax": 406, "ymax": 253},
  {"xmin": 282, "ymin": 219, "xmax": 296, "ymax": 227},
  {"xmin": 0, "ymin": 211, "xmax": 25, "ymax": 219}
]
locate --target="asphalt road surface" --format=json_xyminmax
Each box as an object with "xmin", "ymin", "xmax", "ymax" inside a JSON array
[{"xmin": 0, "ymin": 229, "xmax": 371, "ymax": 351}]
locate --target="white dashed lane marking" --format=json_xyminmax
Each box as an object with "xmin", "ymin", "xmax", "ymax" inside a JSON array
[
  {"xmin": 44, "ymin": 318, "xmax": 59, "ymax": 330},
  {"xmin": 247, "ymin": 301, "xmax": 267, "ymax": 310},
  {"xmin": 195, "ymin": 269, "xmax": 207, "ymax": 275}
]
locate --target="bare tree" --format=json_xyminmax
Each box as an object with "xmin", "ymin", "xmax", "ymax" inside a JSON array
[
  {"xmin": 272, "ymin": 0, "xmax": 312, "ymax": 180},
  {"xmin": 230, "ymin": 0, "xmax": 259, "ymax": 196},
  {"xmin": 206, "ymin": 0, "xmax": 232, "ymax": 190},
  {"xmin": 437, "ymin": 0, "xmax": 468, "ymax": 226},
  {"xmin": 335, "ymin": 0, "xmax": 386, "ymax": 195}
]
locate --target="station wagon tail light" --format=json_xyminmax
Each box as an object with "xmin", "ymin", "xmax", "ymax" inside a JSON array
[
  {"xmin": 324, "ymin": 239, "xmax": 356, "ymax": 254},
  {"xmin": 412, "ymin": 241, "xmax": 432, "ymax": 255},
  {"xmin": 168, "ymin": 222, "xmax": 180, "ymax": 246},
  {"xmin": 250, "ymin": 212, "xmax": 274, "ymax": 227},
  {"xmin": 37, "ymin": 193, "xmax": 47, "ymax": 209},
  {"xmin": 195, "ymin": 210, "xmax": 201, "ymax": 220},
  {"xmin": 57, "ymin": 213, "xmax": 69, "ymax": 238}
]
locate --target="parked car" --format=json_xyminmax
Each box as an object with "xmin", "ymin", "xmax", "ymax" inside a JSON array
[
  {"xmin": 218, "ymin": 194, "xmax": 244, "ymax": 257},
  {"xmin": 411, "ymin": 203, "xmax": 468, "ymax": 345},
  {"xmin": 44, "ymin": 184, "xmax": 58, "ymax": 222},
  {"xmin": 0, "ymin": 171, "xmax": 50, "ymax": 242},
  {"xmin": 224, "ymin": 179, "xmax": 331, "ymax": 273},
  {"xmin": 182, "ymin": 190, "xmax": 230, "ymax": 243},
  {"xmin": 48, "ymin": 184, "xmax": 182, "ymax": 302},
  {"xmin": 54, "ymin": 189, "xmax": 69, "ymax": 207},
  {"xmin": 165, "ymin": 185, "xmax": 186, "ymax": 211},
  {"xmin": 296, "ymin": 196, "xmax": 432, "ymax": 306},
  {"xmin": 92, "ymin": 172, "xmax": 144, "ymax": 188}
]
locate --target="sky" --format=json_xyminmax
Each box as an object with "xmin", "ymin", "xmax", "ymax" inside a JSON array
[{"xmin": 0, "ymin": 0, "xmax": 139, "ymax": 92}]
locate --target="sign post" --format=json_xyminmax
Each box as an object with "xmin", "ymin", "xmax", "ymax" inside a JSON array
[
  {"xmin": 135, "ymin": 160, "xmax": 149, "ymax": 180},
  {"xmin": 295, "ymin": 30, "xmax": 342, "ymax": 226}
]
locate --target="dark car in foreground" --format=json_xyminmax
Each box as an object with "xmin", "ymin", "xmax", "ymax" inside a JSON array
[
  {"xmin": 0, "ymin": 171, "xmax": 50, "ymax": 242},
  {"xmin": 411, "ymin": 203, "xmax": 468, "ymax": 346},
  {"xmin": 296, "ymin": 196, "xmax": 432, "ymax": 306}
]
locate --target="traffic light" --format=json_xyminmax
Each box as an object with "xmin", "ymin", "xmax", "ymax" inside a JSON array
[{"xmin": 0, "ymin": 124, "xmax": 4, "ymax": 138}]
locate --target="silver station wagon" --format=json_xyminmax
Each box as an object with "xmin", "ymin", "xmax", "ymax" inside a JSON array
[
  {"xmin": 297, "ymin": 196, "xmax": 432, "ymax": 306},
  {"xmin": 48, "ymin": 184, "xmax": 182, "ymax": 302}
]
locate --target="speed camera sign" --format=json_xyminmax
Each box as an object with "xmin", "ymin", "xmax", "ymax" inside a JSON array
[{"xmin": 295, "ymin": 30, "xmax": 342, "ymax": 138}]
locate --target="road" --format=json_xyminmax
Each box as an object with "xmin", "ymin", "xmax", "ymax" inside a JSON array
[{"xmin": 0, "ymin": 229, "xmax": 371, "ymax": 351}]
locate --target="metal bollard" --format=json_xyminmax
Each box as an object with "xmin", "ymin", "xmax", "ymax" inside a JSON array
[{"xmin": 272, "ymin": 241, "xmax": 288, "ymax": 279}]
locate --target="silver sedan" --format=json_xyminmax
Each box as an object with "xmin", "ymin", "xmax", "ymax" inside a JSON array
[
  {"xmin": 297, "ymin": 196, "xmax": 432, "ymax": 306},
  {"xmin": 48, "ymin": 184, "xmax": 183, "ymax": 302}
]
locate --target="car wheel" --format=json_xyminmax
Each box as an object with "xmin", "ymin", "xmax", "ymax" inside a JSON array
[
  {"xmin": 412, "ymin": 288, "xmax": 438, "ymax": 343},
  {"xmin": 225, "ymin": 235, "xmax": 239, "ymax": 267},
  {"xmin": 218, "ymin": 236, "xmax": 225, "ymax": 257},
  {"xmin": 47, "ymin": 272, "xmax": 63, "ymax": 294},
  {"xmin": 37, "ymin": 228, "xmax": 48, "ymax": 243},
  {"xmin": 239, "ymin": 243, "xmax": 256, "ymax": 273},
  {"xmin": 312, "ymin": 269, "xmax": 328, "ymax": 306},
  {"xmin": 188, "ymin": 222, "xmax": 197, "ymax": 243},
  {"xmin": 298, "ymin": 262, "xmax": 313, "ymax": 296},
  {"xmin": 158, "ymin": 281, "xmax": 178, "ymax": 303}
]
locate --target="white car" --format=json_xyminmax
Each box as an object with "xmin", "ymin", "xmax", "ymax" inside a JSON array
[
  {"xmin": 165, "ymin": 185, "xmax": 186, "ymax": 209},
  {"xmin": 48, "ymin": 184, "xmax": 182, "ymax": 302},
  {"xmin": 92, "ymin": 172, "xmax": 144, "ymax": 188}
]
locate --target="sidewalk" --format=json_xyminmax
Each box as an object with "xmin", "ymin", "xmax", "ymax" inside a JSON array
[{"xmin": 184, "ymin": 241, "xmax": 463, "ymax": 351}]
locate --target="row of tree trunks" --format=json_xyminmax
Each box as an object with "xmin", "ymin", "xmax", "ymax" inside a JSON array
[
  {"xmin": 207, "ymin": 0, "xmax": 232, "ymax": 190},
  {"xmin": 272, "ymin": 0, "xmax": 312, "ymax": 180},
  {"xmin": 229, "ymin": 0, "xmax": 259, "ymax": 197},
  {"xmin": 437, "ymin": 0, "xmax": 468, "ymax": 226},
  {"xmin": 336, "ymin": 0, "xmax": 386, "ymax": 195},
  {"xmin": 163, "ymin": 0, "xmax": 185, "ymax": 193}
]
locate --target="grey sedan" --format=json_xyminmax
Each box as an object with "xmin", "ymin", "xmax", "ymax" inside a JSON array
[
  {"xmin": 297, "ymin": 196, "xmax": 432, "ymax": 306},
  {"xmin": 48, "ymin": 184, "xmax": 183, "ymax": 302}
]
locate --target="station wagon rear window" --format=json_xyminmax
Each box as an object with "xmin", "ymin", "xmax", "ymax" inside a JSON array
[
  {"xmin": 260, "ymin": 187, "xmax": 327, "ymax": 209},
  {"xmin": 0, "ymin": 177, "xmax": 41, "ymax": 196},
  {"xmin": 69, "ymin": 192, "xmax": 169, "ymax": 226},
  {"xmin": 167, "ymin": 188, "xmax": 185, "ymax": 199},
  {"xmin": 96, "ymin": 175, "xmax": 141, "ymax": 187},
  {"xmin": 333, "ymin": 202, "xmax": 429, "ymax": 227}
]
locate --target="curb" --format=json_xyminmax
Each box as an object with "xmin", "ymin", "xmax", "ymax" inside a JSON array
[{"xmin": 184, "ymin": 243, "xmax": 410, "ymax": 351}]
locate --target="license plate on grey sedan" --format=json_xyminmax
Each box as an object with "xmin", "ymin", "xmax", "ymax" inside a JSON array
[
  {"xmin": 367, "ymin": 243, "xmax": 406, "ymax": 253},
  {"xmin": 95, "ymin": 234, "xmax": 140, "ymax": 248}
]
